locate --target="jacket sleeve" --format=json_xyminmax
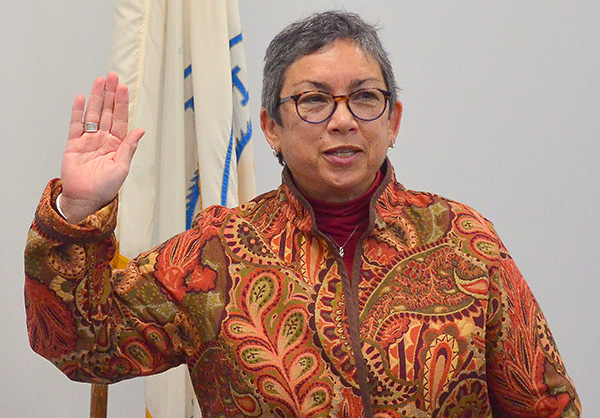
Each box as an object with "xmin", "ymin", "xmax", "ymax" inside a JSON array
[
  {"xmin": 24, "ymin": 179, "xmax": 206, "ymax": 384},
  {"xmin": 485, "ymin": 244, "xmax": 581, "ymax": 417}
]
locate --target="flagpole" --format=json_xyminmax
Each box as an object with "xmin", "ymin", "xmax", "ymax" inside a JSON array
[{"xmin": 90, "ymin": 383, "xmax": 108, "ymax": 418}]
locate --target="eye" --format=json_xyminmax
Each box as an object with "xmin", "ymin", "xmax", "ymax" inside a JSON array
[
  {"xmin": 298, "ymin": 92, "xmax": 330, "ymax": 106},
  {"xmin": 350, "ymin": 89, "xmax": 380, "ymax": 104}
]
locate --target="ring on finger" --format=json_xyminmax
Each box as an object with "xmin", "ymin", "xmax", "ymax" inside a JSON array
[{"xmin": 83, "ymin": 122, "xmax": 99, "ymax": 133}]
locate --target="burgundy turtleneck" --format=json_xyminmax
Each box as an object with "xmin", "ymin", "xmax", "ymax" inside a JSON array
[{"xmin": 305, "ymin": 170, "xmax": 382, "ymax": 275}]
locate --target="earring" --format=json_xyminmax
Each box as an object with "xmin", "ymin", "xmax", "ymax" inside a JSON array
[
  {"xmin": 389, "ymin": 142, "xmax": 395, "ymax": 148},
  {"xmin": 271, "ymin": 147, "xmax": 278, "ymax": 156}
]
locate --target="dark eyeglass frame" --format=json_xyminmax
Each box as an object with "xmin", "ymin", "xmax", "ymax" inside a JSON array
[{"xmin": 279, "ymin": 88, "xmax": 392, "ymax": 124}]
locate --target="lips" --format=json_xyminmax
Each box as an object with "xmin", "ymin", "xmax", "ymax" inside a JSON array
[{"xmin": 323, "ymin": 146, "xmax": 362, "ymax": 167}]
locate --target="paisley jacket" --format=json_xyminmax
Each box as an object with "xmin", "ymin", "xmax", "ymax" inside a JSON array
[{"xmin": 25, "ymin": 163, "xmax": 580, "ymax": 417}]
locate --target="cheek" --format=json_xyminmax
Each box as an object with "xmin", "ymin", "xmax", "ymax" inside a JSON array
[{"xmin": 366, "ymin": 128, "xmax": 390, "ymax": 149}]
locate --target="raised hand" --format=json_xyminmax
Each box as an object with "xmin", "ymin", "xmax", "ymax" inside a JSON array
[{"xmin": 59, "ymin": 72, "xmax": 144, "ymax": 223}]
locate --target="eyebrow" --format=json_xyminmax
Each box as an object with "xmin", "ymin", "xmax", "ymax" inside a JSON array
[{"xmin": 290, "ymin": 78, "xmax": 383, "ymax": 92}]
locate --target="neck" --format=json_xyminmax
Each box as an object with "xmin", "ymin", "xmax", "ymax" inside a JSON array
[{"xmin": 305, "ymin": 169, "xmax": 383, "ymax": 272}]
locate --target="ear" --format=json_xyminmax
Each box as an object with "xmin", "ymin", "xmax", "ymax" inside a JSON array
[
  {"xmin": 387, "ymin": 100, "xmax": 403, "ymax": 147},
  {"xmin": 260, "ymin": 107, "xmax": 281, "ymax": 152}
]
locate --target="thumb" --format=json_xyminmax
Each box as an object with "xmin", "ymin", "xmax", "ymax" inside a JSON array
[{"xmin": 115, "ymin": 128, "xmax": 145, "ymax": 169}]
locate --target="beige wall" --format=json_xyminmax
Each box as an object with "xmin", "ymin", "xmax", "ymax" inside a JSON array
[{"xmin": 2, "ymin": 1, "xmax": 598, "ymax": 416}]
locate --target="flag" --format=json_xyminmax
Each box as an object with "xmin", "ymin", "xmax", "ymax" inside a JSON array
[{"xmin": 108, "ymin": 0, "xmax": 255, "ymax": 416}]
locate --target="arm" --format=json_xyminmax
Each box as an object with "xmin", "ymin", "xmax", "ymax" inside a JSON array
[
  {"xmin": 24, "ymin": 74, "xmax": 190, "ymax": 383},
  {"xmin": 485, "ymin": 254, "xmax": 581, "ymax": 417},
  {"xmin": 24, "ymin": 180, "xmax": 192, "ymax": 383}
]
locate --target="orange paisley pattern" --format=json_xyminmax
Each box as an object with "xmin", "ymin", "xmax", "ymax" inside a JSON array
[{"xmin": 25, "ymin": 164, "xmax": 580, "ymax": 417}]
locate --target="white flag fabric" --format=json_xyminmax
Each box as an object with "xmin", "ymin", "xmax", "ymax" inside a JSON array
[{"xmin": 108, "ymin": 0, "xmax": 255, "ymax": 416}]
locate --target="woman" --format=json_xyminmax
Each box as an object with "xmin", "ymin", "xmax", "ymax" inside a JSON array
[{"xmin": 25, "ymin": 11, "xmax": 580, "ymax": 418}]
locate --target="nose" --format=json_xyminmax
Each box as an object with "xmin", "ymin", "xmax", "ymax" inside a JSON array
[{"xmin": 327, "ymin": 98, "xmax": 358, "ymax": 132}]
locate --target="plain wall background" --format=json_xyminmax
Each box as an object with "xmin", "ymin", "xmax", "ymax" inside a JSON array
[{"xmin": 1, "ymin": 1, "xmax": 598, "ymax": 416}]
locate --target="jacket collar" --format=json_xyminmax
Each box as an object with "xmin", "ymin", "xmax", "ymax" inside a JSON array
[{"xmin": 276, "ymin": 158, "xmax": 403, "ymax": 233}]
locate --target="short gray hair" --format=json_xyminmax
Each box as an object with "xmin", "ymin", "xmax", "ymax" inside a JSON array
[{"xmin": 261, "ymin": 10, "xmax": 398, "ymax": 127}]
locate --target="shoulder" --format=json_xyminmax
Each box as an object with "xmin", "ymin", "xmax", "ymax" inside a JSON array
[
  {"xmin": 382, "ymin": 163, "xmax": 497, "ymax": 236},
  {"xmin": 189, "ymin": 189, "xmax": 280, "ymax": 228},
  {"xmin": 386, "ymin": 182, "xmax": 507, "ymax": 262},
  {"xmin": 396, "ymin": 182, "xmax": 500, "ymax": 238},
  {"xmin": 425, "ymin": 191, "xmax": 507, "ymax": 263}
]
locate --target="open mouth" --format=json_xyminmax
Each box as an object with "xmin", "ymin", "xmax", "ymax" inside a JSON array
[{"xmin": 325, "ymin": 148, "xmax": 360, "ymax": 158}]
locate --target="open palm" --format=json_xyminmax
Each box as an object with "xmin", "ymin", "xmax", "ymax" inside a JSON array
[{"xmin": 60, "ymin": 72, "xmax": 144, "ymax": 223}]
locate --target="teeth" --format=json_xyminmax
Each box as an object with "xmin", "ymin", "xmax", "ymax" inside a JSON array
[{"xmin": 329, "ymin": 149, "xmax": 356, "ymax": 157}]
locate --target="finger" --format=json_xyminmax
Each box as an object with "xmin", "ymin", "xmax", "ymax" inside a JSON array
[
  {"xmin": 84, "ymin": 77, "xmax": 107, "ymax": 124},
  {"xmin": 68, "ymin": 95, "xmax": 86, "ymax": 140},
  {"xmin": 99, "ymin": 72, "xmax": 119, "ymax": 132},
  {"xmin": 115, "ymin": 128, "xmax": 145, "ymax": 169},
  {"xmin": 111, "ymin": 83, "xmax": 130, "ymax": 139}
]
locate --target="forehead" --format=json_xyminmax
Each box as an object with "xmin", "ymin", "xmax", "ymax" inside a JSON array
[{"xmin": 282, "ymin": 39, "xmax": 385, "ymax": 90}]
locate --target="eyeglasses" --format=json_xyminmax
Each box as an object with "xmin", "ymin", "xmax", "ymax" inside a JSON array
[{"xmin": 279, "ymin": 88, "xmax": 391, "ymax": 124}]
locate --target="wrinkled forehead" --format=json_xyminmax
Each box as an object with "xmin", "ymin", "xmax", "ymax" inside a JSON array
[{"xmin": 280, "ymin": 39, "xmax": 382, "ymax": 88}]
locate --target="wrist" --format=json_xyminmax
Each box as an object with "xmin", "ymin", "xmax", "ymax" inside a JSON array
[
  {"xmin": 57, "ymin": 193, "xmax": 103, "ymax": 224},
  {"xmin": 55, "ymin": 194, "xmax": 68, "ymax": 219}
]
